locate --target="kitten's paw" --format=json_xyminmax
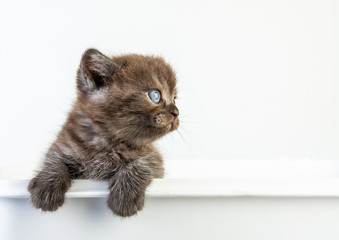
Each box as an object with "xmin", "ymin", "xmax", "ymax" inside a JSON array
[
  {"xmin": 107, "ymin": 192, "xmax": 145, "ymax": 217},
  {"xmin": 28, "ymin": 177, "xmax": 66, "ymax": 211}
]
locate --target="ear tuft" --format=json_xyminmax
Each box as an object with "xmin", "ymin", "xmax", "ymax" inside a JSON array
[{"xmin": 77, "ymin": 48, "xmax": 118, "ymax": 95}]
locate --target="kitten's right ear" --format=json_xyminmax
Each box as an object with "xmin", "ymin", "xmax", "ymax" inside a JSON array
[{"xmin": 77, "ymin": 48, "xmax": 118, "ymax": 95}]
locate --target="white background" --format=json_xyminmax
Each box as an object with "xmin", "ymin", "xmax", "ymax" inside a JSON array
[
  {"xmin": 1, "ymin": 2, "xmax": 339, "ymax": 240},
  {"xmin": 0, "ymin": 0, "xmax": 338, "ymax": 175}
]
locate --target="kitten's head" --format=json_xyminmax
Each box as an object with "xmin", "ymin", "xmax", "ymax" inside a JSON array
[{"xmin": 76, "ymin": 48, "xmax": 179, "ymax": 146}]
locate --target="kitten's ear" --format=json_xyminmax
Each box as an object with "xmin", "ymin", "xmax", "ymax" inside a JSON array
[{"xmin": 77, "ymin": 48, "xmax": 118, "ymax": 94}]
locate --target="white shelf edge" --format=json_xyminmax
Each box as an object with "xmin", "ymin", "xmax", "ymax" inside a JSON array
[{"xmin": 2, "ymin": 178, "xmax": 339, "ymax": 198}]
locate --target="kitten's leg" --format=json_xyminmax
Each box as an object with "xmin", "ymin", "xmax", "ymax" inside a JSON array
[
  {"xmin": 107, "ymin": 157, "xmax": 154, "ymax": 217},
  {"xmin": 28, "ymin": 151, "xmax": 72, "ymax": 211}
]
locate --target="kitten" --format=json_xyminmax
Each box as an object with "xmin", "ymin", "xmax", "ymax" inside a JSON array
[{"xmin": 28, "ymin": 49, "xmax": 179, "ymax": 217}]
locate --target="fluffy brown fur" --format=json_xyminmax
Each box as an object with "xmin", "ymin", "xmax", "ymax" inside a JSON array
[{"xmin": 28, "ymin": 49, "xmax": 179, "ymax": 217}]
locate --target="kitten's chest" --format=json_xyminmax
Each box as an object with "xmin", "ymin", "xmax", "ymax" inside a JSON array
[{"xmin": 75, "ymin": 144, "xmax": 151, "ymax": 180}]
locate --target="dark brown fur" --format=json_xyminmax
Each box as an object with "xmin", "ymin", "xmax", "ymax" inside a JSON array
[{"xmin": 28, "ymin": 49, "xmax": 179, "ymax": 217}]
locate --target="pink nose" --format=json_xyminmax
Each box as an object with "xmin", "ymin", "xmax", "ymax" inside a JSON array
[{"xmin": 170, "ymin": 106, "xmax": 179, "ymax": 119}]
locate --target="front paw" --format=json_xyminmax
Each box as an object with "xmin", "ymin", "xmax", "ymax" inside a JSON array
[
  {"xmin": 28, "ymin": 177, "xmax": 66, "ymax": 211},
  {"xmin": 107, "ymin": 191, "xmax": 145, "ymax": 217}
]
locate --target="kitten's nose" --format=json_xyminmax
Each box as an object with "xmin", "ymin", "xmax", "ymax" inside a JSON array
[{"xmin": 170, "ymin": 105, "xmax": 179, "ymax": 119}]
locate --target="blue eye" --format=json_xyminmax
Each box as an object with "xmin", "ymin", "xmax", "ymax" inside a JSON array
[{"xmin": 148, "ymin": 90, "xmax": 161, "ymax": 103}]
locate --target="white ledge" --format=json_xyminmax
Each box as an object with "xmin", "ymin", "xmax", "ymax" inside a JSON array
[{"xmin": 2, "ymin": 178, "xmax": 339, "ymax": 198}]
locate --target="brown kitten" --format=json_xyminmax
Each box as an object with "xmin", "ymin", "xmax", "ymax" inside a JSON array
[{"xmin": 28, "ymin": 49, "xmax": 179, "ymax": 217}]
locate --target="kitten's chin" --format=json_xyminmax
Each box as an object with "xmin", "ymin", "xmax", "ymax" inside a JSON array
[
  {"xmin": 169, "ymin": 120, "xmax": 179, "ymax": 132},
  {"xmin": 161, "ymin": 118, "xmax": 179, "ymax": 133}
]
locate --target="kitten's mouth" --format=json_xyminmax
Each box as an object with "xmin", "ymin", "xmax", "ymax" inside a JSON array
[
  {"xmin": 157, "ymin": 123, "xmax": 171, "ymax": 132},
  {"xmin": 166, "ymin": 123, "xmax": 173, "ymax": 131},
  {"xmin": 153, "ymin": 116, "xmax": 179, "ymax": 133},
  {"xmin": 165, "ymin": 119, "xmax": 179, "ymax": 132}
]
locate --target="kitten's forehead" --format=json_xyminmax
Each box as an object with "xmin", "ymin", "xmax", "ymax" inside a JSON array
[
  {"xmin": 149, "ymin": 57, "xmax": 177, "ymax": 98},
  {"xmin": 152, "ymin": 74, "xmax": 176, "ymax": 102},
  {"xmin": 115, "ymin": 54, "xmax": 177, "ymax": 97}
]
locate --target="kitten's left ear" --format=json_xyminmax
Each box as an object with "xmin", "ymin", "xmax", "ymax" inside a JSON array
[{"xmin": 77, "ymin": 48, "xmax": 119, "ymax": 95}]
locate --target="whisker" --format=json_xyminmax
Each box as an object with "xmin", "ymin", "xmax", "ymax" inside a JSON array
[
  {"xmin": 179, "ymin": 112, "xmax": 196, "ymax": 118},
  {"xmin": 175, "ymin": 129, "xmax": 196, "ymax": 158},
  {"xmin": 176, "ymin": 129, "xmax": 189, "ymax": 147},
  {"xmin": 179, "ymin": 120, "xmax": 200, "ymax": 124},
  {"xmin": 178, "ymin": 125, "xmax": 200, "ymax": 140}
]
